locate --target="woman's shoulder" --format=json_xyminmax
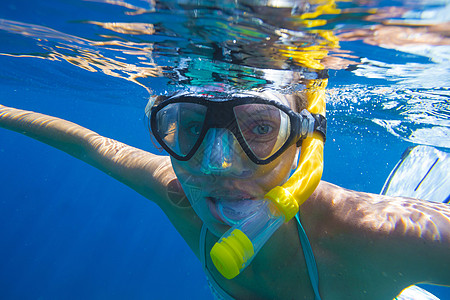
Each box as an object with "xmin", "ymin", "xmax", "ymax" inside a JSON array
[{"xmin": 310, "ymin": 180, "xmax": 450, "ymax": 251}]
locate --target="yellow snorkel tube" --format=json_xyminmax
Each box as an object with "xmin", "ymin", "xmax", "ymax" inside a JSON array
[{"xmin": 210, "ymin": 78, "xmax": 327, "ymax": 279}]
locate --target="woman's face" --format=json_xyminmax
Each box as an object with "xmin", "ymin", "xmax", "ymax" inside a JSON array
[{"xmin": 171, "ymin": 119, "xmax": 300, "ymax": 237}]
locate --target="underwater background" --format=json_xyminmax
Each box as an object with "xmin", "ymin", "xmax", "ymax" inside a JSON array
[{"xmin": 0, "ymin": 0, "xmax": 449, "ymax": 299}]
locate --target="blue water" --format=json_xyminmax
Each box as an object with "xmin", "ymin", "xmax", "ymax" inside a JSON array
[{"xmin": 0, "ymin": 0, "xmax": 449, "ymax": 299}]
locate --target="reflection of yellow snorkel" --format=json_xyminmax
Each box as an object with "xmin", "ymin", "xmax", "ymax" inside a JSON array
[{"xmin": 210, "ymin": 78, "xmax": 327, "ymax": 279}]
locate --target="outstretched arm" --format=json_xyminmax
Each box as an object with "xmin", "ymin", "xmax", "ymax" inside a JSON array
[
  {"xmin": 0, "ymin": 104, "xmax": 172, "ymax": 202},
  {"xmin": 0, "ymin": 104, "xmax": 202, "ymax": 255},
  {"xmin": 315, "ymin": 182, "xmax": 450, "ymax": 287}
]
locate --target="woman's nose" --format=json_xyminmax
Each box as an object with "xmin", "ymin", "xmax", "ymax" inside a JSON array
[{"xmin": 200, "ymin": 128, "xmax": 240, "ymax": 175}]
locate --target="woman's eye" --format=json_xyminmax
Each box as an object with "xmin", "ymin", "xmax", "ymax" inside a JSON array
[{"xmin": 252, "ymin": 124, "xmax": 272, "ymax": 135}]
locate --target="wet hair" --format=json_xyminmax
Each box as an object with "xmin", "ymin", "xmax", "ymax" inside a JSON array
[{"xmin": 285, "ymin": 91, "xmax": 308, "ymax": 113}]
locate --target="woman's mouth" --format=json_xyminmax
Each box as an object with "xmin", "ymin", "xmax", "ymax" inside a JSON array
[
  {"xmin": 206, "ymin": 197, "xmax": 226, "ymax": 223},
  {"xmin": 206, "ymin": 196, "xmax": 263, "ymax": 225}
]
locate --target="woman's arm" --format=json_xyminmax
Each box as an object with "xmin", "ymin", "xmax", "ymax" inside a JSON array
[
  {"xmin": 322, "ymin": 183, "xmax": 450, "ymax": 286},
  {"xmin": 0, "ymin": 104, "xmax": 171, "ymax": 202},
  {"xmin": 0, "ymin": 104, "xmax": 202, "ymax": 255},
  {"xmin": 366, "ymin": 194, "xmax": 450, "ymax": 286}
]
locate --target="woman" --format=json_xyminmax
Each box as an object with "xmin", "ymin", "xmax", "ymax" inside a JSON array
[{"xmin": 1, "ymin": 85, "xmax": 449, "ymax": 299}]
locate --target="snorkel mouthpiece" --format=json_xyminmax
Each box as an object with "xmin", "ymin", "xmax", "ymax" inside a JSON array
[
  {"xmin": 217, "ymin": 199, "xmax": 265, "ymax": 226},
  {"xmin": 210, "ymin": 189, "xmax": 296, "ymax": 279},
  {"xmin": 211, "ymin": 79, "xmax": 327, "ymax": 279}
]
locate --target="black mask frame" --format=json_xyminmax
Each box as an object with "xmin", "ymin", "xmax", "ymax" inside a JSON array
[{"xmin": 150, "ymin": 94, "xmax": 326, "ymax": 165}]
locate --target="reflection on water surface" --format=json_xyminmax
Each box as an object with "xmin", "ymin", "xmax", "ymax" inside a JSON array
[{"xmin": 0, "ymin": 0, "xmax": 449, "ymax": 147}]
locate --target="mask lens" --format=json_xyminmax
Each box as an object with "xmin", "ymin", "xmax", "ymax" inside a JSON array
[
  {"xmin": 233, "ymin": 104, "xmax": 291, "ymax": 160},
  {"xmin": 155, "ymin": 102, "xmax": 207, "ymax": 157}
]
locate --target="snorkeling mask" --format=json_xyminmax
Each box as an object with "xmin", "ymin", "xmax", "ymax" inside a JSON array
[
  {"xmin": 148, "ymin": 80, "xmax": 327, "ymax": 279},
  {"xmin": 149, "ymin": 92, "xmax": 326, "ymax": 165}
]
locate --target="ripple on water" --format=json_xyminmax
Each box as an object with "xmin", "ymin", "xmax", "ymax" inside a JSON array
[{"xmin": 327, "ymin": 86, "xmax": 450, "ymax": 148}]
